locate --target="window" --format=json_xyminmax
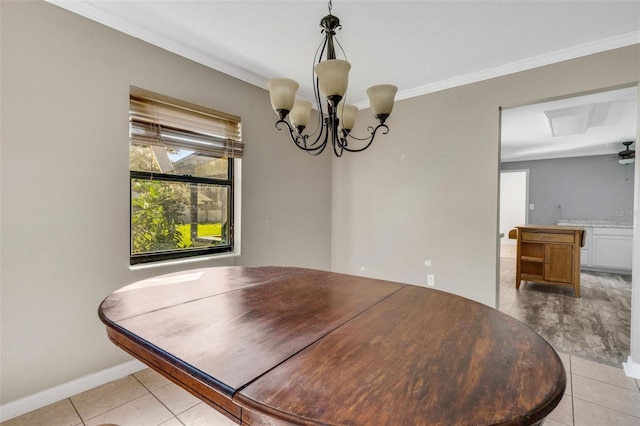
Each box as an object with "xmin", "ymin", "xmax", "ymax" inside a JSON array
[{"xmin": 129, "ymin": 87, "xmax": 242, "ymax": 265}]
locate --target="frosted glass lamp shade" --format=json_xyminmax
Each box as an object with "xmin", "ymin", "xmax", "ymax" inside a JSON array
[
  {"xmin": 314, "ymin": 59, "xmax": 351, "ymax": 98},
  {"xmin": 290, "ymin": 100, "xmax": 312, "ymax": 128},
  {"xmin": 337, "ymin": 102, "xmax": 358, "ymax": 131},
  {"xmin": 267, "ymin": 78, "xmax": 299, "ymax": 114},
  {"xmin": 367, "ymin": 84, "xmax": 398, "ymax": 116}
]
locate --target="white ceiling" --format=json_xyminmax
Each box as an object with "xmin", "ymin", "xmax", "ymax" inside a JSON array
[
  {"xmin": 47, "ymin": 0, "xmax": 640, "ymax": 160},
  {"xmin": 501, "ymin": 86, "xmax": 638, "ymax": 162}
]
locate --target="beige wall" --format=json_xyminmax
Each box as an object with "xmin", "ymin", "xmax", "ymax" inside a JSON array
[
  {"xmin": 2, "ymin": 0, "xmax": 639, "ymax": 410},
  {"xmin": 0, "ymin": 1, "xmax": 331, "ymax": 404},
  {"xmin": 332, "ymin": 46, "xmax": 640, "ymax": 307}
]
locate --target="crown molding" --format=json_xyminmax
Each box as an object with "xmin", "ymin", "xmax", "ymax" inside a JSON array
[
  {"xmin": 45, "ymin": 0, "xmax": 267, "ymax": 89},
  {"xmin": 355, "ymin": 31, "xmax": 640, "ymax": 109},
  {"xmin": 46, "ymin": 2, "xmax": 638, "ymax": 110}
]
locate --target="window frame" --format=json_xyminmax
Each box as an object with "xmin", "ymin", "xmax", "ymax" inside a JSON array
[
  {"xmin": 128, "ymin": 87, "xmax": 241, "ymax": 265},
  {"xmin": 129, "ymin": 159, "xmax": 235, "ymax": 265}
]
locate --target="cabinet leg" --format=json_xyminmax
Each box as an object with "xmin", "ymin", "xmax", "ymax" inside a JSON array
[
  {"xmin": 516, "ymin": 277, "xmax": 521, "ymax": 290},
  {"xmin": 574, "ymin": 283, "xmax": 580, "ymax": 298}
]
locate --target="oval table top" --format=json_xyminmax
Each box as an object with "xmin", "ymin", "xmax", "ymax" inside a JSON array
[{"xmin": 99, "ymin": 266, "xmax": 565, "ymax": 425}]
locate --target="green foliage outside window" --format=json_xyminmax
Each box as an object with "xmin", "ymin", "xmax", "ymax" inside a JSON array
[
  {"xmin": 131, "ymin": 180, "xmax": 188, "ymax": 253},
  {"xmin": 131, "ymin": 174, "xmax": 227, "ymax": 256}
]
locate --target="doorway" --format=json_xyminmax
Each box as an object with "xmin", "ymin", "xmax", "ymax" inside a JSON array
[
  {"xmin": 497, "ymin": 85, "xmax": 637, "ymax": 365},
  {"xmin": 499, "ymin": 170, "xmax": 528, "ymax": 259}
]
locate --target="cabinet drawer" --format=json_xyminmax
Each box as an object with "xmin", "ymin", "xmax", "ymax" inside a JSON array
[
  {"xmin": 521, "ymin": 232, "xmax": 574, "ymax": 244},
  {"xmin": 593, "ymin": 227, "xmax": 632, "ymax": 236}
]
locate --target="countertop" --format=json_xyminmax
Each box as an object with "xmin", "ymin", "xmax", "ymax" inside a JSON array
[{"xmin": 558, "ymin": 219, "xmax": 633, "ymax": 229}]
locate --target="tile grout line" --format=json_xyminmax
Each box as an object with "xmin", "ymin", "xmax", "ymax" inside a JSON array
[
  {"xmin": 74, "ymin": 375, "xmax": 154, "ymax": 425},
  {"xmin": 569, "ymin": 357, "xmax": 640, "ymax": 421},
  {"xmin": 568, "ymin": 355, "xmax": 640, "ymax": 422},
  {"xmin": 570, "ymin": 395, "xmax": 640, "ymax": 420},
  {"xmin": 67, "ymin": 397, "xmax": 86, "ymax": 426},
  {"xmin": 569, "ymin": 355, "xmax": 575, "ymax": 426},
  {"xmin": 83, "ymin": 393, "xmax": 152, "ymax": 424},
  {"xmin": 571, "ymin": 371, "xmax": 640, "ymax": 392},
  {"xmin": 133, "ymin": 373, "xmax": 188, "ymax": 425}
]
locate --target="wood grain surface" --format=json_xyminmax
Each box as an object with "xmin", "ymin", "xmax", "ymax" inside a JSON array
[{"xmin": 99, "ymin": 266, "xmax": 565, "ymax": 425}]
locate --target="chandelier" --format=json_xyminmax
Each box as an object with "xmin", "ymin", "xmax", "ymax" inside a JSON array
[{"xmin": 267, "ymin": 0, "xmax": 398, "ymax": 157}]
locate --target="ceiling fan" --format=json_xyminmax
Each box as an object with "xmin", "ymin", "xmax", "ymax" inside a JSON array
[{"xmin": 618, "ymin": 141, "xmax": 635, "ymax": 165}]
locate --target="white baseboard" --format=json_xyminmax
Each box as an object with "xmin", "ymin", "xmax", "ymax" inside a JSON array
[
  {"xmin": 623, "ymin": 355, "xmax": 640, "ymax": 379},
  {"xmin": 0, "ymin": 359, "xmax": 146, "ymax": 423}
]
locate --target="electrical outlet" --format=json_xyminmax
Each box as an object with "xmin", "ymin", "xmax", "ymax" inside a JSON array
[{"xmin": 427, "ymin": 274, "xmax": 435, "ymax": 287}]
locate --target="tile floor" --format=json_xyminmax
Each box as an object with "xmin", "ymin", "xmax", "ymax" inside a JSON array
[
  {"xmin": 1, "ymin": 368, "xmax": 235, "ymax": 426},
  {"xmin": 3, "ymin": 252, "xmax": 638, "ymax": 425},
  {"xmin": 3, "ymin": 355, "xmax": 639, "ymax": 426}
]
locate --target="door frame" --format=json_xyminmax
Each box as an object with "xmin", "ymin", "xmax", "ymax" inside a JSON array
[{"xmin": 497, "ymin": 84, "xmax": 639, "ymax": 377}]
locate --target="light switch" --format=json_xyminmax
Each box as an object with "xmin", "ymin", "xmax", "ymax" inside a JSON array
[{"xmin": 529, "ymin": 204, "xmax": 535, "ymax": 210}]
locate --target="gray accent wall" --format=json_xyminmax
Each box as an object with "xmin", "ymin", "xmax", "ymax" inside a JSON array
[{"xmin": 501, "ymin": 155, "xmax": 635, "ymax": 225}]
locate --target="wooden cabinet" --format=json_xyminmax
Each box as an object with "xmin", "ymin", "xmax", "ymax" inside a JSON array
[{"xmin": 512, "ymin": 225, "xmax": 585, "ymax": 297}]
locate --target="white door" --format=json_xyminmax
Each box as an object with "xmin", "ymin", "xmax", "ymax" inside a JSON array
[{"xmin": 500, "ymin": 170, "xmax": 528, "ymax": 245}]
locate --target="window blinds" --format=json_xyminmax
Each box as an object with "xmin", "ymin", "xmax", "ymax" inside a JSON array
[{"xmin": 130, "ymin": 87, "xmax": 243, "ymax": 159}]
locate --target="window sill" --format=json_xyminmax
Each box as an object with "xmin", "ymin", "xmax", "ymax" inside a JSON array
[{"xmin": 129, "ymin": 251, "xmax": 241, "ymax": 271}]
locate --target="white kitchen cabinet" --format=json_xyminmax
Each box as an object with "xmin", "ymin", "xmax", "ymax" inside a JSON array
[
  {"xmin": 591, "ymin": 227, "xmax": 633, "ymax": 271},
  {"xmin": 557, "ymin": 220, "xmax": 632, "ymax": 273}
]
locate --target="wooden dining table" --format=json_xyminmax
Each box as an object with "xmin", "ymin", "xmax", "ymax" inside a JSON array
[{"xmin": 99, "ymin": 266, "xmax": 565, "ymax": 425}]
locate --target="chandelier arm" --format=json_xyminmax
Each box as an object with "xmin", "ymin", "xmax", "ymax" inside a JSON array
[
  {"xmin": 329, "ymin": 111, "xmax": 345, "ymax": 157},
  {"xmin": 318, "ymin": 117, "xmax": 331, "ymax": 152},
  {"xmin": 274, "ymin": 119, "xmax": 325, "ymax": 154},
  {"xmin": 302, "ymin": 116, "xmax": 331, "ymax": 149},
  {"xmin": 313, "ymin": 79, "xmax": 327, "ymax": 139},
  {"xmin": 341, "ymin": 123, "xmax": 390, "ymax": 153},
  {"xmin": 345, "ymin": 129, "xmax": 378, "ymax": 141},
  {"xmin": 300, "ymin": 121, "xmax": 328, "ymax": 154},
  {"xmin": 309, "ymin": 133, "xmax": 329, "ymax": 155},
  {"xmin": 303, "ymin": 37, "xmax": 329, "ymax": 141},
  {"xmin": 333, "ymin": 34, "xmax": 347, "ymax": 62},
  {"xmin": 304, "ymin": 73, "xmax": 331, "ymax": 147},
  {"xmin": 333, "ymin": 140, "xmax": 344, "ymax": 157},
  {"xmin": 303, "ymin": 142, "xmax": 326, "ymax": 156}
]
